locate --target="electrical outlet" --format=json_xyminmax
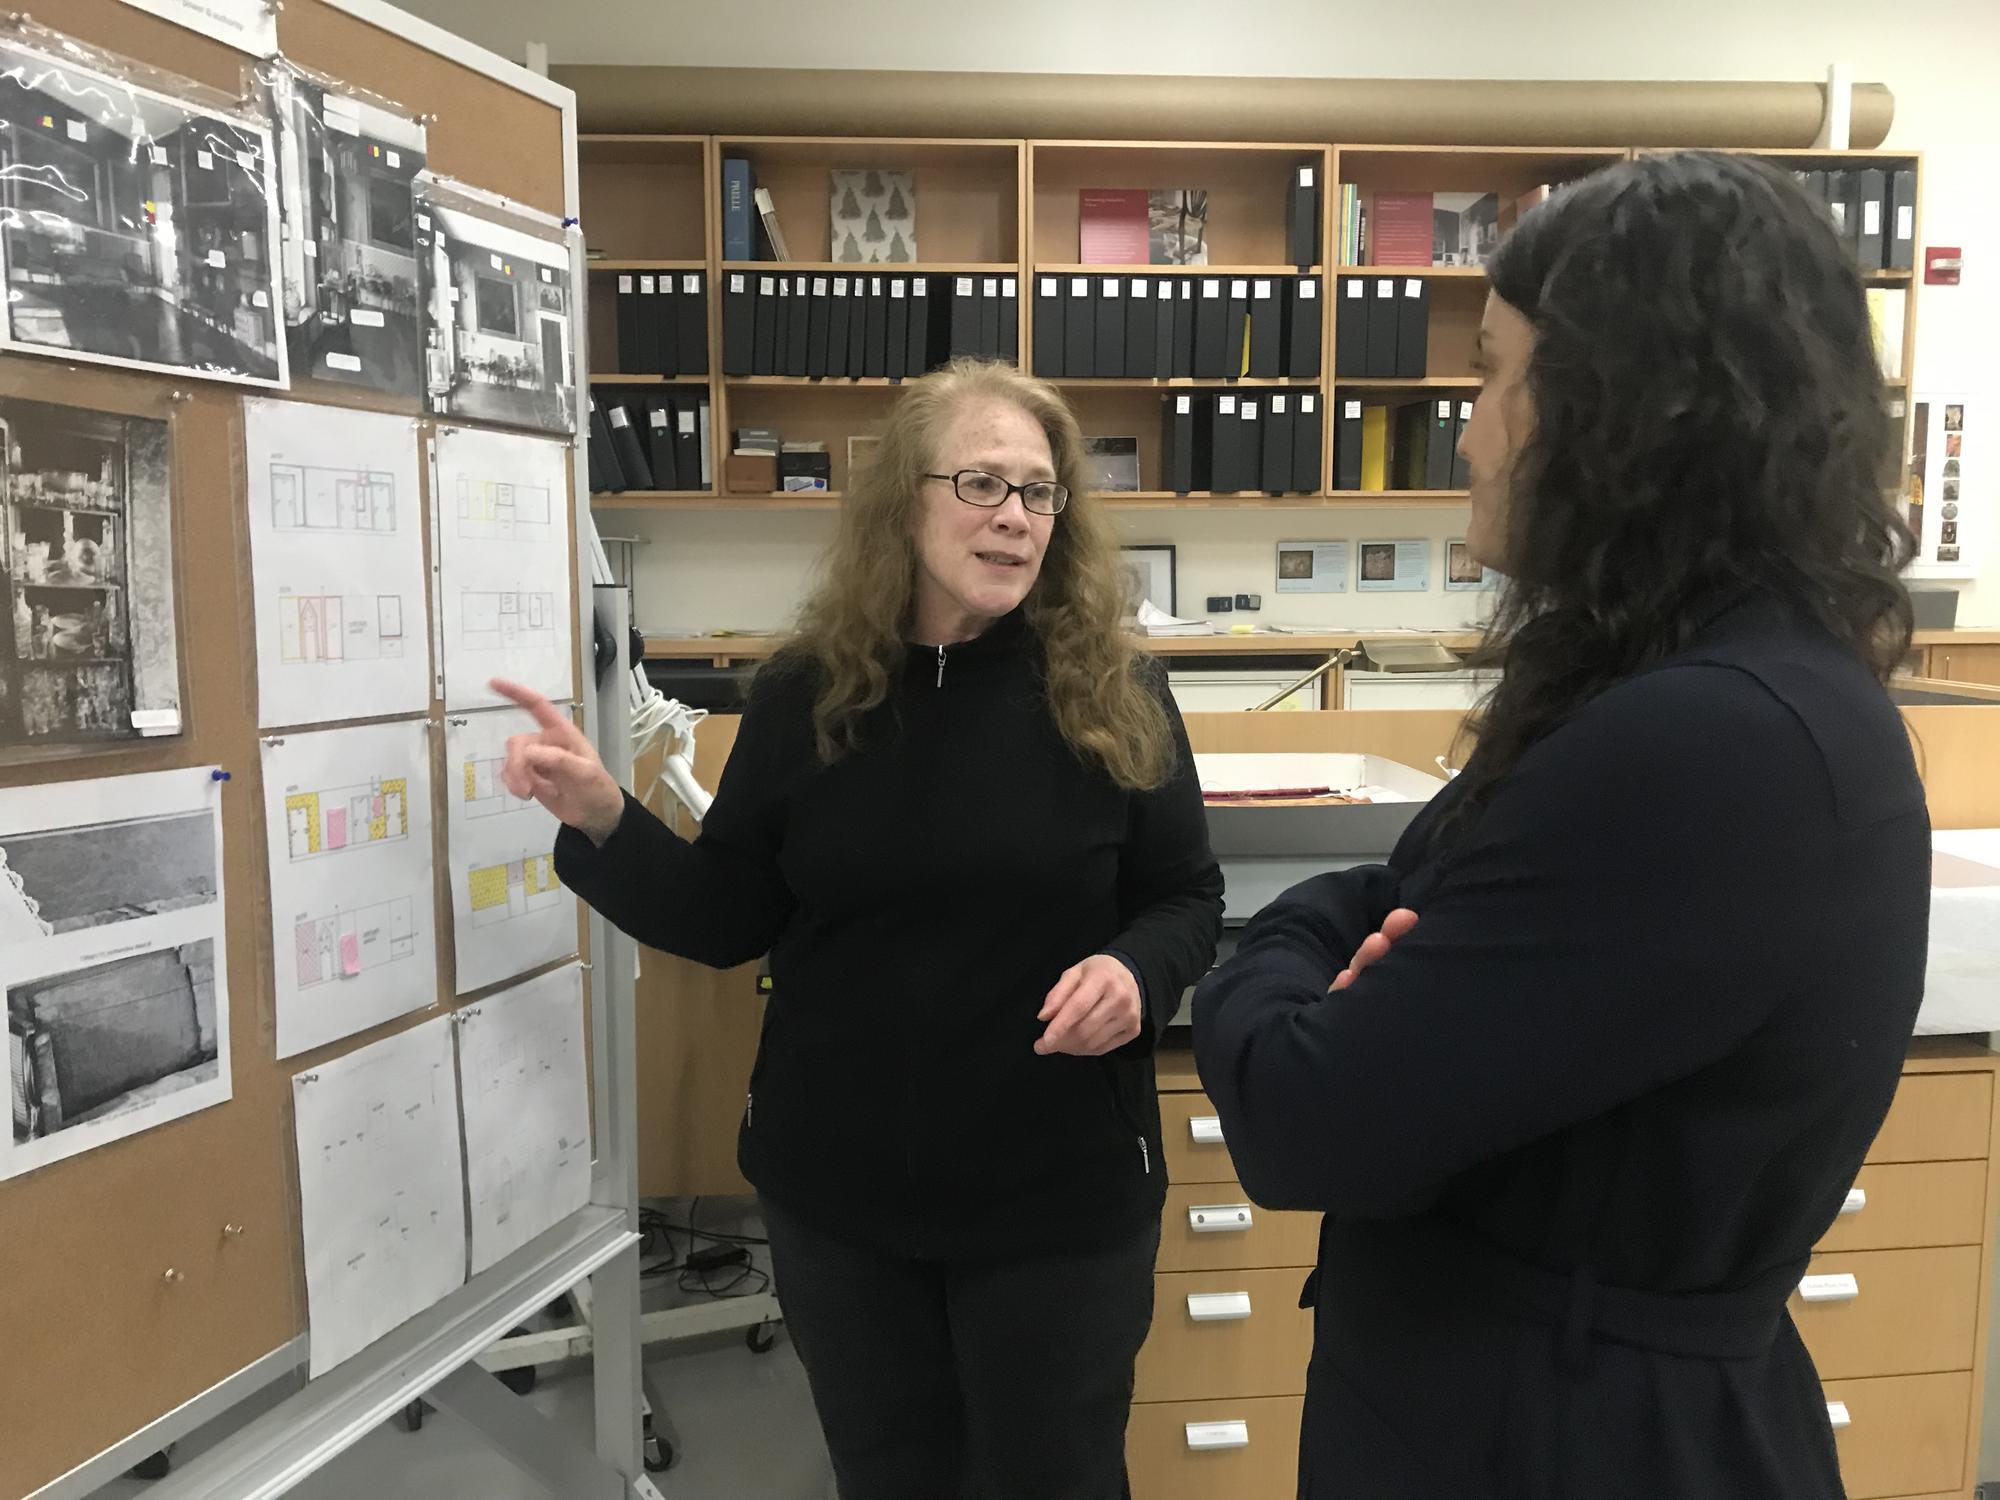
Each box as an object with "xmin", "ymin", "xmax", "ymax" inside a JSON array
[
  {"xmin": 1235, "ymin": 593, "xmax": 1262, "ymax": 611},
  {"xmin": 1205, "ymin": 596, "xmax": 1234, "ymax": 613}
]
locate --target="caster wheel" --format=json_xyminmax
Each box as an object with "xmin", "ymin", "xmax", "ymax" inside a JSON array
[
  {"xmin": 395, "ymin": 1399, "xmax": 429, "ymax": 1433},
  {"xmin": 127, "ymin": 1451, "xmax": 171, "ymax": 1481},
  {"xmin": 644, "ymin": 1435, "xmax": 674, "ymax": 1473},
  {"xmin": 498, "ymin": 1363, "xmax": 537, "ymax": 1395},
  {"xmin": 746, "ymin": 1322, "xmax": 777, "ymax": 1354}
]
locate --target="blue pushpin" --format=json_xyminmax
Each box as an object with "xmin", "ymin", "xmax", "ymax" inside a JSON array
[{"xmin": 212, "ymin": 768, "xmax": 231, "ymax": 783}]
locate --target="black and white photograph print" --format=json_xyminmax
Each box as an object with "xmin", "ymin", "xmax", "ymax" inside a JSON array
[
  {"xmin": 0, "ymin": 396, "xmax": 183, "ymax": 754},
  {"xmin": 1148, "ymin": 190, "xmax": 1208, "ymax": 266},
  {"xmin": 1118, "ymin": 543, "xmax": 1177, "ymax": 615},
  {"xmin": 1945, "ymin": 405, "xmax": 1964, "ymax": 433},
  {"xmin": 830, "ymin": 169, "xmax": 916, "ymax": 264},
  {"xmin": 1083, "ymin": 436, "xmax": 1141, "ymax": 492},
  {"xmin": 0, "ymin": 808, "xmax": 216, "ymax": 940},
  {"xmin": 274, "ymin": 71, "xmax": 427, "ymax": 396},
  {"xmin": 0, "ymin": 37, "xmax": 285, "ymax": 385},
  {"xmin": 1360, "ymin": 542, "xmax": 1398, "ymax": 582},
  {"xmin": 417, "ymin": 182, "xmax": 576, "ymax": 436}
]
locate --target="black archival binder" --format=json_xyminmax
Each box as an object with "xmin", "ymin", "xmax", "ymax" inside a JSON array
[
  {"xmin": 1193, "ymin": 277, "xmax": 1228, "ymax": 379},
  {"xmin": 651, "ymin": 275, "xmax": 679, "ymax": 377},
  {"xmin": 1396, "ymin": 277, "xmax": 1430, "ymax": 380},
  {"xmin": 587, "ymin": 396, "xmax": 622, "ymax": 492},
  {"xmin": 1336, "ymin": 277, "xmax": 1368, "ymax": 377},
  {"xmin": 752, "ymin": 274, "xmax": 778, "ymax": 376},
  {"xmin": 1425, "ymin": 398, "xmax": 1456, "ymax": 490},
  {"xmin": 786, "ymin": 273, "xmax": 812, "ymax": 378},
  {"xmin": 1335, "ymin": 397, "xmax": 1365, "ymax": 490},
  {"xmin": 634, "ymin": 274, "xmax": 662, "ymax": 375},
  {"xmin": 907, "ymin": 276, "xmax": 932, "ymax": 376},
  {"xmin": 721, "ymin": 272, "xmax": 754, "ymax": 376},
  {"xmin": 772, "ymin": 276, "xmax": 791, "ymax": 376},
  {"xmin": 1837, "ymin": 171, "xmax": 1865, "ymax": 259},
  {"xmin": 951, "ymin": 276, "xmax": 980, "ymax": 360},
  {"xmin": 1449, "ymin": 399, "xmax": 1472, "ymax": 489},
  {"xmin": 1263, "ymin": 392, "xmax": 1296, "ymax": 494},
  {"xmin": 678, "ymin": 272, "xmax": 708, "ymax": 377},
  {"xmin": 1154, "ymin": 278, "xmax": 1175, "ymax": 379},
  {"xmin": 1854, "ymin": 168, "xmax": 1888, "ymax": 270},
  {"xmin": 806, "ymin": 275, "xmax": 832, "ymax": 380},
  {"xmin": 861, "ymin": 276, "xmax": 888, "ymax": 377},
  {"xmin": 673, "ymin": 399, "xmax": 702, "ymax": 488},
  {"xmin": 1124, "ymin": 278, "xmax": 1155, "ymax": 379},
  {"xmin": 885, "ymin": 277, "xmax": 910, "ymax": 381},
  {"xmin": 1887, "ymin": 168, "xmax": 1917, "ymax": 270},
  {"xmin": 847, "ymin": 274, "xmax": 868, "ymax": 375},
  {"xmin": 605, "ymin": 400, "xmax": 654, "ymax": 490},
  {"xmin": 1237, "ymin": 399, "xmax": 1261, "ymax": 493},
  {"xmin": 1094, "ymin": 276, "xmax": 1125, "ymax": 378},
  {"xmin": 1393, "ymin": 401, "xmax": 1429, "ymax": 489},
  {"xmin": 999, "ymin": 277, "xmax": 1019, "ymax": 364},
  {"xmin": 1224, "ymin": 278, "xmax": 1250, "ymax": 380},
  {"xmin": 616, "ymin": 275, "xmax": 641, "ymax": 374},
  {"xmin": 1248, "ymin": 277, "xmax": 1283, "ymax": 379},
  {"xmin": 1034, "ymin": 276, "xmax": 1064, "ymax": 377},
  {"xmin": 826, "ymin": 275, "xmax": 853, "ymax": 379},
  {"xmin": 1294, "ymin": 393, "xmax": 1323, "ymax": 494},
  {"xmin": 1288, "ymin": 162, "xmax": 1320, "ymax": 269},
  {"xmin": 980, "ymin": 277, "xmax": 1003, "ymax": 360},
  {"xmin": 1171, "ymin": 278, "xmax": 1196, "ymax": 379},
  {"xmin": 646, "ymin": 401, "xmax": 678, "ymax": 491},
  {"xmin": 1163, "ymin": 393, "xmax": 1196, "ymax": 494},
  {"xmin": 1367, "ymin": 277, "xmax": 1399, "ymax": 378},
  {"xmin": 1211, "ymin": 393, "xmax": 1244, "ymax": 492},
  {"xmin": 1287, "ymin": 277, "xmax": 1323, "ymax": 379},
  {"xmin": 1065, "ymin": 276, "xmax": 1096, "ymax": 378}
]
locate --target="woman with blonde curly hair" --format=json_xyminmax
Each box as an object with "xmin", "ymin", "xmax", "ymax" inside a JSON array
[{"xmin": 496, "ymin": 357, "xmax": 1223, "ymax": 1499}]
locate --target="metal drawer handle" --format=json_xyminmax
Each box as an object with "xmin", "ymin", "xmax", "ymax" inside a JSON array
[
  {"xmin": 1187, "ymin": 1291, "xmax": 1253, "ymax": 1322},
  {"xmin": 1185, "ymin": 1420, "xmax": 1250, "ymax": 1451},
  {"xmin": 1827, "ymin": 1400, "xmax": 1851, "ymax": 1430},
  {"xmin": 1840, "ymin": 1187, "xmax": 1866, "ymax": 1216},
  {"xmin": 1189, "ymin": 1115, "xmax": 1225, "ymax": 1144},
  {"xmin": 1189, "ymin": 1203, "xmax": 1254, "ymax": 1234},
  {"xmin": 1799, "ymin": 1273, "xmax": 1860, "ymax": 1303}
]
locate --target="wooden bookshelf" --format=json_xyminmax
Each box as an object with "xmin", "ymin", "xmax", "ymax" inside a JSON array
[
  {"xmin": 1336, "ymin": 265, "xmax": 1486, "ymax": 279},
  {"xmin": 722, "ymin": 260, "xmax": 1013, "ymax": 275},
  {"xmin": 592, "ymin": 491, "xmax": 839, "ymax": 511}
]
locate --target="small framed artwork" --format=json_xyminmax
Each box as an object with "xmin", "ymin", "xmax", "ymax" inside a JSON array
[
  {"xmin": 1275, "ymin": 541, "xmax": 1349, "ymax": 594},
  {"xmin": 1356, "ymin": 539, "xmax": 1431, "ymax": 593},
  {"xmin": 1445, "ymin": 539, "xmax": 1499, "ymax": 592},
  {"xmin": 846, "ymin": 435, "xmax": 881, "ymax": 486},
  {"xmin": 1083, "ymin": 436, "xmax": 1142, "ymax": 492},
  {"xmin": 1119, "ymin": 544, "xmax": 1177, "ymax": 615}
]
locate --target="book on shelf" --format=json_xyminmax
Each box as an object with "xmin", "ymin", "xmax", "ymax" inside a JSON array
[
  {"xmin": 827, "ymin": 275, "xmax": 853, "ymax": 378},
  {"xmin": 754, "ymin": 186, "xmax": 792, "ymax": 261},
  {"xmin": 1224, "ymin": 278, "xmax": 1250, "ymax": 380},
  {"xmin": 753, "ymin": 273, "xmax": 778, "ymax": 374},
  {"xmin": 1338, "ymin": 182, "xmax": 1360, "ymax": 265},
  {"xmin": 1288, "ymin": 165, "xmax": 1320, "ymax": 268},
  {"xmin": 1295, "ymin": 392, "xmax": 1322, "ymax": 491},
  {"xmin": 980, "ymin": 276, "xmax": 1002, "ymax": 361},
  {"xmin": 604, "ymin": 400, "xmax": 654, "ymax": 490},
  {"xmin": 616, "ymin": 275, "xmax": 642, "ymax": 374},
  {"xmin": 1034, "ymin": 276, "xmax": 1063, "ymax": 378},
  {"xmin": 1433, "ymin": 192, "xmax": 1500, "ymax": 267},
  {"xmin": 1153, "ymin": 276, "xmax": 1175, "ymax": 379},
  {"xmin": 1368, "ymin": 192, "xmax": 1434, "ymax": 266},
  {"xmin": 1335, "ymin": 397, "xmax": 1363, "ymax": 490},
  {"xmin": 1162, "ymin": 393, "xmax": 1196, "ymax": 493},
  {"xmin": 647, "ymin": 401, "xmax": 679, "ymax": 490},
  {"xmin": 677, "ymin": 272, "xmax": 707, "ymax": 377},
  {"xmin": 831, "ymin": 169, "xmax": 916, "ymax": 264},
  {"xmin": 863, "ymin": 274, "xmax": 889, "ymax": 377},
  {"xmin": 1286, "ymin": 276, "xmax": 1321, "ymax": 380},
  {"xmin": 1450, "ymin": 400, "xmax": 1472, "ymax": 490},
  {"xmin": 1124, "ymin": 278, "xmax": 1156, "ymax": 380},
  {"xmin": 1887, "ymin": 168, "xmax": 1916, "ymax": 270},
  {"xmin": 1083, "ymin": 435, "xmax": 1142, "ymax": 492},
  {"xmin": 885, "ymin": 276, "xmax": 910, "ymax": 381},
  {"xmin": 723, "ymin": 157, "xmax": 754, "ymax": 262},
  {"xmin": 722, "ymin": 272, "xmax": 754, "ymax": 375},
  {"xmin": 1094, "ymin": 276, "xmax": 1124, "ymax": 376},
  {"xmin": 908, "ymin": 275, "xmax": 933, "ymax": 376},
  {"xmin": 1136, "ymin": 600, "xmax": 1215, "ymax": 637},
  {"xmin": 786, "ymin": 272, "xmax": 811, "ymax": 378},
  {"xmin": 779, "ymin": 441, "xmax": 831, "ymax": 492},
  {"xmin": 587, "ymin": 395, "xmax": 621, "ymax": 493},
  {"xmin": 1150, "ymin": 189, "xmax": 1209, "ymax": 266},
  {"xmin": 1263, "ymin": 392, "xmax": 1296, "ymax": 494},
  {"xmin": 1867, "ymin": 287, "xmax": 1906, "ymax": 381},
  {"xmin": 1360, "ymin": 403, "xmax": 1389, "ymax": 490},
  {"xmin": 1065, "ymin": 275, "xmax": 1095, "ymax": 377},
  {"xmin": 1248, "ymin": 277, "xmax": 1283, "ymax": 379},
  {"xmin": 807, "ymin": 275, "xmax": 832, "ymax": 379},
  {"xmin": 999, "ymin": 276, "xmax": 1019, "ymax": 364},
  {"xmin": 1396, "ymin": 276, "xmax": 1429, "ymax": 379},
  {"xmin": 1081, "ymin": 188, "xmax": 1149, "ymax": 264}
]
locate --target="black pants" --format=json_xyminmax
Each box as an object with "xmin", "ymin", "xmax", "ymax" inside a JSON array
[{"xmin": 762, "ymin": 1198, "xmax": 1160, "ymax": 1500}]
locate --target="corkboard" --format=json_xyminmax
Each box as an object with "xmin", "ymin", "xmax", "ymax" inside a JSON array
[{"xmin": 0, "ymin": 6, "xmax": 574, "ymax": 1495}]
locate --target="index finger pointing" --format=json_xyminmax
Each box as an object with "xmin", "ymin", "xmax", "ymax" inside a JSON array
[{"xmin": 491, "ymin": 677, "xmax": 573, "ymax": 737}]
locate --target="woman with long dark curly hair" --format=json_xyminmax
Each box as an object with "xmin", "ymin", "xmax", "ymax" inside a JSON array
[{"xmin": 1193, "ymin": 151, "xmax": 1926, "ymax": 1498}]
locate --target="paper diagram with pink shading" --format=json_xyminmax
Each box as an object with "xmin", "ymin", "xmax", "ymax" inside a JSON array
[{"xmin": 264, "ymin": 719, "xmax": 437, "ymax": 1057}]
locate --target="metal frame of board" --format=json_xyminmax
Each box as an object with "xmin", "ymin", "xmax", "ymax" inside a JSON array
[{"xmin": 24, "ymin": 3, "xmax": 656, "ymax": 1496}]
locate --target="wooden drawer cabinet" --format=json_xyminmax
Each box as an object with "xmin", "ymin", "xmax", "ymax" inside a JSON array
[
  {"xmin": 1933, "ymin": 643, "xmax": 2000, "ymax": 687},
  {"xmin": 1865, "ymin": 1073, "xmax": 1991, "ymax": 1163},
  {"xmin": 1815, "ymin": 1160, "xmax": 1987, "ymax": 1254},
  {"xmin": 1791, "ymin": 1245, "xmax": 1982, "ymax": 1380},
  {"xmin": 1127, "ymin": 1396, "xmax": 1303, "ymax": 1500},
  {"xmin": 1158, "ymin": 1184, "xmax": 1319, "ymax": 1275},
  {"xmin": 1823, "ymin": 1371, "xmax": 1971, "ymax": 1499},
  {"xmin": 1160, "ymin": 1091, "xmax": 1236, "ymax": 1184},
  {"xmin": 1135, "ymin": 1269, "xmax": 1314, "ymax": 1404}
]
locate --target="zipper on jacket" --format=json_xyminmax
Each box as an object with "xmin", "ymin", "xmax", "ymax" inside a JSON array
[
  {"xmin": 1139, "ymin": 1135, "xmax": 1150, "ymax": 1175},
  {"xmin": 935, "ymin": 643, "xmax": 946, "ymax": 687},
  {"xmin": 745, "ymin": 1090, "xmax": 753, "ymax": 1127}
]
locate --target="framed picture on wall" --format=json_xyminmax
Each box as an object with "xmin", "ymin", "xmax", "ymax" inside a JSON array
[{"xmin": 1118, "ymin": 544, "xmax": 1177, "ymax": 616}]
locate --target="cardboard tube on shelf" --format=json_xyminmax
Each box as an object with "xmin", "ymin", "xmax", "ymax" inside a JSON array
[{"xmin": 558, "ymin": 66, "xmax": 1892, "ymax": 150}]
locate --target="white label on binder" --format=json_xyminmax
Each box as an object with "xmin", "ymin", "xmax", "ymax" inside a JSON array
[
  {"xmin": 814, "ymin": 277, "xmax": 829, "ymax": 295},
  {"xmin": 678, "ymin": 411, "xmax": 696, "ymax": 434},
  {"xmin": 417, "ymin": 213, "xmax": 431, "ymax": 230},
  {"xmin": 251, "ymin": 289, "xmax": 268, "ymax": 308},
  {"xmin": 1072, "ymin": 277, "xmax": 1090, "ymax": 297},
  {"xmin": 150, "ymin": 146, "xmax": 168, "ymax": 166},
  {"xmin": 197, "ymin": 149, "xmax": 214, "ymax": 170},
  {"xmin": 1189, "ymin": 1203, "xmax": 1253, "ymax": 1233},
  {"xmin": 1243, "ymin": 402, "xmax": 1259, "ymax": 421},
  {"xmin": 1217, "ymin": 396, "xmax": 1237, "ymax": 417},
  {"xmin": 871, "ymin": 277, "xmax": 883, "ymax": 294},
  {"xmin": 326, "ymin": 352, "xmax": 362, "ymax": 372},
  {"xmin": 1131, "ymin": 278, "xmax": 1147, "ymax": 298},
  {"xmin": 490, "ymin": 254, "xmax": 505, "ymax": 271},
  {"xmin": 1377, "ymin": 279, "xmax": 1395, "ymax": 296},
  {"xmin": 914, "ymin": 279, "xmax": 927, "ymax": 297},
  {"xmin": 1864, "ymin": 200, "xmax": 1881, "ymax": 236},
  {"xmin": 1798, "ymin": 1273, "xmax": 1859, "ymax": 1303},
  {"xmin": 1040, "ymin": 277, "xmax": 1057, "ymax": 296},
  {"xmin": 1347, "ymin": 280, "xmax": 1364, "ymax": 299},
  {"xmin": 1177, "ymin": 396, "xmax": 1191, "ymax": 414},
  {"xmin": 639, "ymin": 276, "xmax": 656, "ymax": 294},
  {"xmin": 1231, "ymin": 279, "xmax": 1249, "ymax": 297},
  {"xmin": 386, "ymin": 150, "xmax": 401, "ymax": 169},
  {"xmin": 1300, "ymin": 166, "xmax": 1314, "ymax": 187},
  {"xmin": 1406, "ymin": 279, "xmax": 1422, "ymax": 296},
  {"xmin": 1002, "ymin": 277, "xmax": 1017, "ymax": 297},
  {"xmin": 1272, "ymin": 395, "xmax": 1288, "ymax": 413},
  {"xmin": 759, "ymin": 276, "xmax": 775, "ymax": 295},
  {"xmin": 238, "ymin": 148, "xmax": 257, "ymax": 170},
  {"xmin": 68, "ymin": 120, "xmax": 88, "ymax": 143},
  {"xmin": 730, "ymin": 273, "xmax": 745, "ymax": 293},
  {"xmin": 1186, "ymin": 1421, "xmax": 1250, "ymax": 1452},
  {"xmin": 983, "ymin": 278, "xmax": 999, "ymax": 296},
  {"xmin": 609, "ymin": 406, "xmax": 632, "ymax": 429},
  {"xmin": 1187, "ymin": 1291, "xmax": 1253, "ymax": 1321},
  {"xmin": 889, "ymin": 279, "xmax": 904, "ymax": 298},
  {"xmin": 351, "ymin": 309, "xmax": 385, "ymax": 327},
  {"xmin": 833, "ymin": 277, "xmax": 848, "ymax": 295},
  {"xmin": 1180, "ymin": 280, "xmax": 1192, "ymax": 299},
  {"xmin": 676, "ymin": 274, "xmax": 694, "ymax": 294},
  {"xmin": 1826, "ymin": 1401, "xmax": 1851, "ymax": 1430},
  {"xmin": 798, "ymin": 275, "xmax": 810, "ymax": 293},
  {"xmin": 1301, "ymin": 280, "xmax": 1318, "ymax": 298},
  {"xmin": 1897, "ymin": 205, "xmax": 1914, "ymax": 240},
  {"xmin": 1254, "ymin": 280, "xmax": 1273, "ymax": 299},
  {"xmin": 1103, "ymin": 279, "xmax": 1120, "ymax": 297},
  {"xmin": 958, "ymin": 277, "xmax": 975, "ymax": 296},
  {"xmin": 207, "ymin": 249, "xmax": 227, "ymax": 268},
  {"xmin": 650, "ymin": 408, "xmax": 669, "ymax": 429},
  {"xmin": 1831, "ymin": 202, "xmax": 1847, "ymax": 228},
  {"xmin": 1840, "ymin": 1187, "xmax": 1866, "ymax": 1215},
  {"xmin": 1439, "ymin": 399, "xmax": 1453, "ymax": 417},
  {"xmin": 1189, "ymin": 1114, "xmax": 1225, "ymax": 1143},
  {"xmin": 620, "ymin": 275, "xmax": 635, "ymax": 294},
  {"xmin": 1460, "ymin": 401, "xmax": 1474, "ymax": 419},
  {"xmin": 1301, "ymin": 395, "xmax": 1316, "ymax": 413},
  {"xmin": 1203, "ymin": 281, "xmax": 1221, "ymax": 298}
]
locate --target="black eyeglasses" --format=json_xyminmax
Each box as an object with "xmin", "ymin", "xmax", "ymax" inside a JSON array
[{"xmin": 922, "ymin": 469, "xmax": 1069, "ymax": 516}]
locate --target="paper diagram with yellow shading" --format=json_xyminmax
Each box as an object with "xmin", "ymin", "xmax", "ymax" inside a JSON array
[
  {"xmin": 433, "ymin": 426, "xmax": 574, "ymax": 712},
  {"xmin": 263, "ymin": 719, "xmax": 437, "ymax": 1057},
  {"xmin": 446, "ymin": 707, "xmax": 576, "ymax": 994},
  {"xmin": 244, "ymin": 399, "xmax": 431, "ymax": 728}
]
